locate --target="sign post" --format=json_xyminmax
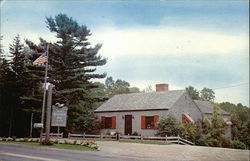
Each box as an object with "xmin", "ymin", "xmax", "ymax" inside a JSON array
[
  {"xmin": 45, "ymin": 84, "xmax": 54, "ymax": 142},
  {"xmin": 51, "ymin": 105, "xmax": 68, "ymax": 137}
]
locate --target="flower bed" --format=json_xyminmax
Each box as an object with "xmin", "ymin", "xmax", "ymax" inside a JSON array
[{"xmin": 0, "ymin": 137, "xmax": 100, "ymax": 150}]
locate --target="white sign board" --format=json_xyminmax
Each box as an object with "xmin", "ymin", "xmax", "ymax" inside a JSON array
[
  {"xmin": 51, "ymin": 106, "xmax": 68, "ymax": 127},
  {"xmin": 34, "ymin": 123, "xmax": 43, "ymax": 128}
]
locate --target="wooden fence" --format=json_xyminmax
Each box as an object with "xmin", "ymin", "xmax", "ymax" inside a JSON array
[
  {"xmin": 68, "ymin": 133, "xmax": 194, "ymax": 145},
  {"xmin": 68, "ymin": 133, "xmax": 116, "ymax": 140},
  {"xmin": 42, "ymin": 132, "xmax": 63, "ymax": 138}
]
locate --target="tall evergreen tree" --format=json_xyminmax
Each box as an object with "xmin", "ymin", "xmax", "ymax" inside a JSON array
[
  {"xmin": 26, "ymin": 14, "xmax": 107, "ymax": 132},
  {"xmin": 0, "ymin": 35, "xmax": 31, "ymax": 137}
]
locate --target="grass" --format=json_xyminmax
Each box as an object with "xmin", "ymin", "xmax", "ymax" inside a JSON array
[
  {"xmin": 0, "ymin": 141, "xmax": 93, "ymax": 151},
  {"xmin": 119, "ymin": 140, "xmax": 172, "ymax": 145}
]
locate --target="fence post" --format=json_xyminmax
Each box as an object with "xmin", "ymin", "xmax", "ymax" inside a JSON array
[
  {"xmin": 165, "ymin": 135, "xmax": 168, "ymax": 143},
  {"xmin": 177, "ymin": 135, "xmax": 180, "ymax": 144},
  {"xmin": 140, "ymin": 136, "xmax": 143, "ymax": 143},
  {"xmin": 116, "ymin": 133, "xmax": 120, "ymax": 141},
  {"xmin": 100, "ymin": 133, "xmax": 103, "ymax": 141},
  {"xmin": 68, "ymin": 133, "xmax": 71, "ymax": 138},
  {"xmin": 83, "ymin": 132, "xmax": 85, "ymax": 139}
]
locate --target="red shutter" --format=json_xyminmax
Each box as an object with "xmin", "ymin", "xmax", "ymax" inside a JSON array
[
  {"xmin": 101, "ymin": 116, "xmax": 106, "ymax": 129},
  {"xmin": 182, "ymin": 113, "xmax": 194, "ymax": 123},
  {"xmin": 182, "ymin": 114, "xmax": 190, "ymax": 123},
  {"xmin": 111, "ymin": 116, "xmax": 116, "ymax": 129},
  {"xmin": 141, "ymin": 116, "xmax": 146, "ymax": 129},
  {"xmin": 153, "ymin": 115, "xmax": 159, "ymax": 129}
]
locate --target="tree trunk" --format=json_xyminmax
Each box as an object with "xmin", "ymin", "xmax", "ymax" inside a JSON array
[
  {"xmin": 8, "ymin": 106, "xmax": 13, "ymax": 137},
  {"xmin": 30, "ymin": 112, "xmax": 33, "ymax": 137}
]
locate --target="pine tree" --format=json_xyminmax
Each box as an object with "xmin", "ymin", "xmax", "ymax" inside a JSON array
[
  {"xmin": 0, "ymin": 57, "xmax": 12, "ymax": 136},
  {"xmin": 0, "ymin": 35, "xmax": 31, "ymax": 137},
  {"xmin": 26, "ymin": 14, "xmax": 107, "ymax": 132}
]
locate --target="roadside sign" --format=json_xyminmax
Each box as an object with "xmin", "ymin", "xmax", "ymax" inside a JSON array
[
  {"xmin": 34, "ymin": 123, "xmax": 43, "ymax": 128},
  {"xmin": 51, "ymin": 106, "xmax": 68, "ymax": 127}
]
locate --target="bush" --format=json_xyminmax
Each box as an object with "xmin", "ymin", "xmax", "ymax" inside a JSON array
[
  {"xmin": 230, "ymin": 140, "xmax": 246, "ymax": 149},
  {"xmin": 132, "ymin": 132, "xmax": 139, "ymax": 136},
  {"xmin": 41, "ymin": 139, "xmax": 54, "ymax": 145},
  {"xmin": 182, "ymin": 122, "xmax": 198, "ymax": 143},
  {"xmin": 53, "ymin": 139, "xmax": 59, "ymax": 144},
  {"xmin": 12, "ymin": 136, "xmax": 16, "ymax": 141},
  {"xmin": 156, "ymin": 115, "xmax": 184, "ymax": 137}
]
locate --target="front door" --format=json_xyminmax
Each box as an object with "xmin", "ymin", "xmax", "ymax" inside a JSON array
[{"xmin": 124, "ymin": 115, "xmax": 132, "ymax": 135}]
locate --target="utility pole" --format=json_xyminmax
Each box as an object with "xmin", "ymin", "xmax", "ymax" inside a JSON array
[{"xmin": 45, "ymin": 84, "xmax": 54, "ymax": 142}]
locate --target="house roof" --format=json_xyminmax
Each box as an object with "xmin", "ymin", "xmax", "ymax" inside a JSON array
[
  {"xmin": 194, "ymin": 100, "xmax": 230, "ymax": 115},
  {"xmin": 95, "ymin": 90, "xmax": 186, "ymax": 112}
]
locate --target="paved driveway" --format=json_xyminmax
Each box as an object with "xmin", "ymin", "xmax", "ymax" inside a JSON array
[{"xmin": 97, "ymin": 141, "xmax": 249, "ymax": 161}]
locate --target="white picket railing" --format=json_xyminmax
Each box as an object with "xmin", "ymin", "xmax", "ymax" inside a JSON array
[
  {"xmin": 68, "ymin": 133, "xmax": 194, "ymax": 145},
  {"xmin": 68, "ymin": 133, "xmax": 116, "ymax": 140},
  {"xmin": 42, "ymin": 132, "xmax": 63, "ymax": 138}
]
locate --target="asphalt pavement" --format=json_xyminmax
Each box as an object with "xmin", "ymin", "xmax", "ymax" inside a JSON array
[
  {"xmin": 1, "ymin": 141, "xmax": 249, "ymax": 161},
  {"xmin": 0, "ymin": 142, "xmax": 146, "ymax": 161}
]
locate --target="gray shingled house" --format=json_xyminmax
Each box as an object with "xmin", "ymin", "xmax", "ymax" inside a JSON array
[
  {"xmin": 94, "ymin": 84, "xmax": 202, "ymax": 136},
  {"xmin": 95, "ymin": 84, "xmax": 232, "ymax": 136}
]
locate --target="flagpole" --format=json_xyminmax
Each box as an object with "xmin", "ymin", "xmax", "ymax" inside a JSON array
[{"xmin": 40, "ymin": 44, "xmax": 49, "ymax": 144}]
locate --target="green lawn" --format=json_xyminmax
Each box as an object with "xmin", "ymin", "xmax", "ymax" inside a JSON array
[
  {"xmin": 119, "ymin": 140, "xmax": 172, "ymax": 145},
  {"xmin": 0, "ymin": 141, "xmax": 93, "ymax": 151}
]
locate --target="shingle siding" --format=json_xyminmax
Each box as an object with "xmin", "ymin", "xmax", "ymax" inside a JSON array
[
  {"xmin": 95, "ymin": 110, "xmax": 169, "ymax": 136},
  {"xmin": 169, "ymin": 92, "xmax": 202, "ymax": 122},
  {"xmin": 194, "ymin": 100, "xmax": 230, "ymax": 115}
]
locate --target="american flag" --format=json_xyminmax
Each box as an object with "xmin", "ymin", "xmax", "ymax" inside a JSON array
[{"xmin": 33, "ymin": 52, "xmax": 48, "ymax": 65}]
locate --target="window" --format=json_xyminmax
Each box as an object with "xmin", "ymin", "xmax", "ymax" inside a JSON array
[
  {"xmin": 145, "ymin": 116, "xmax": 154, "ymax": 129},
  {"xmin": 141, "ymin": 115, "xmax": 159, "ymax": 129},
  {"xmin": 101, "ymin": 116, "xmax": 116, "ymax": 129},
  {"xmin": 105, "ymin": 117, "xmax": 112, "ymax": 129}
]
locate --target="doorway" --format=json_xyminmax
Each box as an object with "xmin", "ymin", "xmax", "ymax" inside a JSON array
[{"xmin": 124, "ymin": 115, "xmax": 132, "ymax": 135}]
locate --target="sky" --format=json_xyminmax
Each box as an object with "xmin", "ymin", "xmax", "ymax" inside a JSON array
[{"xmin": 0, "ymin": 0, "xmax": 249, "ymax": 106}]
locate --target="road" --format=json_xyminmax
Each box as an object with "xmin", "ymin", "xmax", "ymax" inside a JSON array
[
  {"xmin": 0, "ymin": 143, "xmax": 146, "ymax": 161},
  {"xmin": 1, "ymin": 142, "xmax": 249, "ymax": 161}
]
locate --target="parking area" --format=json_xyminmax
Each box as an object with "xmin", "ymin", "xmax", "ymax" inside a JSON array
[{"xmin": 97, "ymin": 141, "xmax": 249, "ymax": 161}]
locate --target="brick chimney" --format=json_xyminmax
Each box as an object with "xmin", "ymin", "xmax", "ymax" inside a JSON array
[{"xmin": 156, "ymin": 84, "xmax": 169, "ymax": 92}]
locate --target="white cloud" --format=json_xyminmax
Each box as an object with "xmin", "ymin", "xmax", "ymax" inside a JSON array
[
  {"xmin": 1, "ymin": 31, "xmax": 58, "ymax": 52},
  {"xmin": 215, "ymin": 84, "xmax": 249, "ymax": 106},
  {"xmin": 0, "ymin": 0, "xmax": 6, "ymax": 7},
  {"xmin": 89, "ymin": 27, "xmax": 248, "ymax": 58}
]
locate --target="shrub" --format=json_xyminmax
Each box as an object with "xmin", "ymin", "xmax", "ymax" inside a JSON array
[
  {"xmin": 41, "ymin": 139, "xmax": 54, "ymax": 145},
  {"xmin": 132, "ymin": 132, "xmax": 139, "ymax": 136},
  {"xmin": 156, "ymin": 115, "xmax": 184, "ymax": 137},
  {"xmin": 12, "ymin": 136, "xmax": 16, "ymax": 141},
  {"xmin": 230, "ymin": 140, "xmax": 246, "ymax": 149},
  {"xmin": 182, "ymin": 122, "xmax": 198, "ymax": 143},
  {"xmin": 54, "ymin": 139, "xmax": 59, "ymax": 144}
]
